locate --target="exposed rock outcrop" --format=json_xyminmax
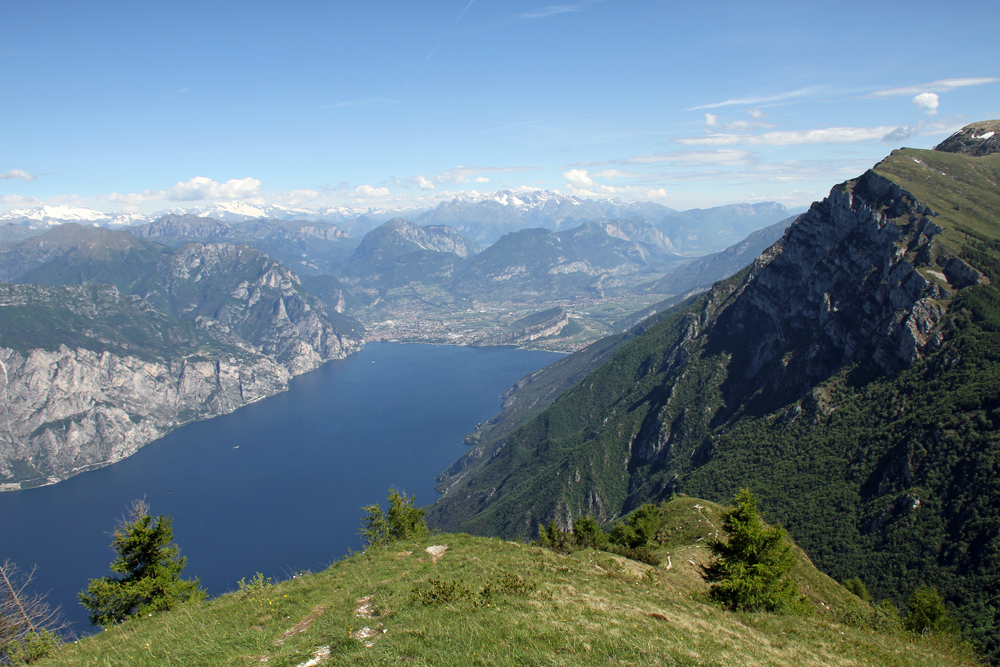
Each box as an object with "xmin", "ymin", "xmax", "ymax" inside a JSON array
[
  {"xmin": 0, "ymin": 344, "xmax": 289, "ymax": 487},
  {"xmin": 471, "ymin": 307, "xmax": 570, "ymax": 347}
]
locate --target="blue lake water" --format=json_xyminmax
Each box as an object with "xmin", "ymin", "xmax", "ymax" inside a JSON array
[{"xmin": 0, "ymin": 342, "xmax": 560, "ymax": 634}]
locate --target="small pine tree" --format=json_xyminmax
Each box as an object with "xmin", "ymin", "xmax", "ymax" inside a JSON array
[
  {"xmin": 359, "ymin": 488, "xmax": 429, "ymax": 547},
  {"xmin": 701, "ymin": 488, "xmax": 799, "ymax": 612},
  {"xmin": 78, "ymin": 499, "xmax": 205, "ymax": 626}
]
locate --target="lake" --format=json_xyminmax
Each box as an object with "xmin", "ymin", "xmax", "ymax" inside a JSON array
[{"xmin": 0, "ymin": 342, "xmax": 561, "ymax": 634}]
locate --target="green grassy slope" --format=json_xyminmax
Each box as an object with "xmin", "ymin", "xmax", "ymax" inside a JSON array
[{"xmin": 36, "ymin": 498, "xmax": 974, "ymax": 667}]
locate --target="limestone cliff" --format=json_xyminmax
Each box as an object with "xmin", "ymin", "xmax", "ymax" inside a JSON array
[{"xmin": 0, "ymin": 343, "xmax": 289, "ymax": 489}]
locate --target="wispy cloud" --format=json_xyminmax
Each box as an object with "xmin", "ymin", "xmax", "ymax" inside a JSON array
[
  {"xmin": 326, "ymin": 97, "xmax": 393, "ymax": 109},
  {"xmin": 676, "ymin": 125, "xmax": 900, "ymax": 147},
  {"xmin": 0, "ymin": 169, "xmax": 36, "ymax": 181},
  {"xmin": 1, "ymin": 194, "xmax": 38, "ymax": 205},
  {"xmin": 869, "ymin": 77, "xmax": 999, "ymax": 97},
  {"xmin": 516, "ymin": 1, "xmax": 601, "ymax": 20},
  {"xmin": 472, "ymin": 119, "xmax": 544, "ymax": 135},
  {"xmin": 688, "ymin": 86, "xmax": 823, "ymax": 110},
  {"xmin": 406, "ymin": 0, "xmax": 478, "ymax": 88},
  {"xmin": 570, "ymin": 149, "xmax": 755, "ymax": 169}
]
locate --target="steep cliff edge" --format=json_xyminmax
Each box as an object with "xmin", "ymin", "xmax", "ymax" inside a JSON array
[
  {"xmin": 0, "ymin": 283, "xmax": 292, "ymax": 488},
  {"xmin": 428, "ymin": 123, "xmax": 1000, "ymax": 659}
]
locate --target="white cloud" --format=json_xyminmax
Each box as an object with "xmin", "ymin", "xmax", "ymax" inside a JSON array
[
  {"xmin": 562, "ymin": 168, "xmax": 595, "ymax": 188},
  {"xmin": 702, "ymin": 110, "xmax": 773, "ymax": 133},
  {"xmin": 676, "ymin": 126, "xmax": 898, "ymax": 147},
  {"xmin": 417, "ymin": 165, "xmax": 537, "ymax": 187},
  {"xmin": 274, "ymin": 189, "xmax": 321, "ymax": 205},
  {"xmin": 870, "ymin": 77, "xmax": 999, "ymax": 97},
  {"xmin": 516, "ymin": 1, "xmax": 599, "ymax": 20},
  {"xmin": 912, "ymin": 92, "xmax": 939, "ymax": 115},
  {"xmin": 0, "ymin": 169, "xmax": 36, "ymax": 181},
  {"xmin": 97, "ymin": 176, "xmax": 263, "ymax": 205},
  {"xmin": 164, "ymin": 176, "xmax": 261, "ymax": 201},
  {"xmin": 354, "ymin": 184, "xmax": 390, "ymax": 198},
  {"xmin": 689, "ymin": 86, "xmax": 822, "ymax": 110},
  {"xmin": 591, "ymin": 169, "xmax": 629, "ymax": 180}
]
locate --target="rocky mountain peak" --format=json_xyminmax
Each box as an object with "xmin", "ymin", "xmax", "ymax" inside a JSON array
[{"xmin": 934, "ymin": 119, "xmax": 1000, "ymax": 156}]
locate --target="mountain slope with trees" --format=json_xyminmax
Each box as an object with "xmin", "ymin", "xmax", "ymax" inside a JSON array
[{"xmin": 428, "ymin": 121, "xmax": 1000, "ymax": 660}]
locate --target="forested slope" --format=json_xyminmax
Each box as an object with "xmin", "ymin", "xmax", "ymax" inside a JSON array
[{"xmin": 428, "ymin": 121, "xmax": 1000, "ymax": 660}]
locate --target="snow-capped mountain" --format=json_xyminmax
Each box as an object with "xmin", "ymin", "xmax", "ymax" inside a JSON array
[
  {"xmin": 0, "ymin": 205, "xmax": 150, "ymax": 228},
  {"xmin": 417, "ymin": 189, "xmax": 676, "ymax": 245}
]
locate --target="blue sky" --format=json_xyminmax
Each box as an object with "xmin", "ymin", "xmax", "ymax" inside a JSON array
[{"xmin": 2, "ymin": 0, "xmax": 998, "ymax": 214}]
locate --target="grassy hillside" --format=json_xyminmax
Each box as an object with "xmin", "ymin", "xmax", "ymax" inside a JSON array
[{"xmin": 35, "ymin": 498, "xmax": 974, "ymax": 666}]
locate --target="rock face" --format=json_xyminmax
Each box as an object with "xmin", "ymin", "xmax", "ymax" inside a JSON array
[
  {"xmin": 152, "ymin": 243, "xmax": 358, "ymax": 375},
  {"xmin": 452, "ymin": 218, "xmax": 679, "ymax": 300},
  {"xmin": 704, "ymin": 170, "xmax": 952, "ymax": 412},
  {"xmin": 0, "ymin": 344, "xmax": 289, "ymax": 487},
  {"xmin": 343, "ymin": 219, "xmax": 480, "ymax": 288}
]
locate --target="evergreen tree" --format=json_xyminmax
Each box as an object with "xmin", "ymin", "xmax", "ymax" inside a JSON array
[
  {"xmin": 701, "ymin": 488, "xmax": 799, "ymax": 612},
  {"xmin": 78, "ymin": 499, "xmax": 205, "ymax": 626}
]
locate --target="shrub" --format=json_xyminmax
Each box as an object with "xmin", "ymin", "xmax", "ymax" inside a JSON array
[
  {"xmin": 842, "ymin": 577, "xmax": 871, "ymax": 603},
  {"xmin": 234, "ymin": 573, "xmax": 273, "ymax": 599},
  {"xmin": 905, "ymin": 586, "xmax": 960, "ymax": 636},
  {"xmin": 0, "ymin": 560, "xmax": 67, "ymax": 664},
  {"xmin": 359, "ymin": 488, "xmax": 429, "ymax": 547}
]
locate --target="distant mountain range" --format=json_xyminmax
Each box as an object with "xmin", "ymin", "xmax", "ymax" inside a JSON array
[
  {"xmin": 415, "ymin": 189, "xmax": 677, "ymax": 245},
  {"xmin": 0, "ymin": 191, "xmax": 789, "ymax": 256}
]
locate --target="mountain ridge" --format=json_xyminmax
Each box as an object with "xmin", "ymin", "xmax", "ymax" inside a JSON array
[{"xmin": 427, "ymin": 122, "xmax": 1000, "ymax": 659}]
